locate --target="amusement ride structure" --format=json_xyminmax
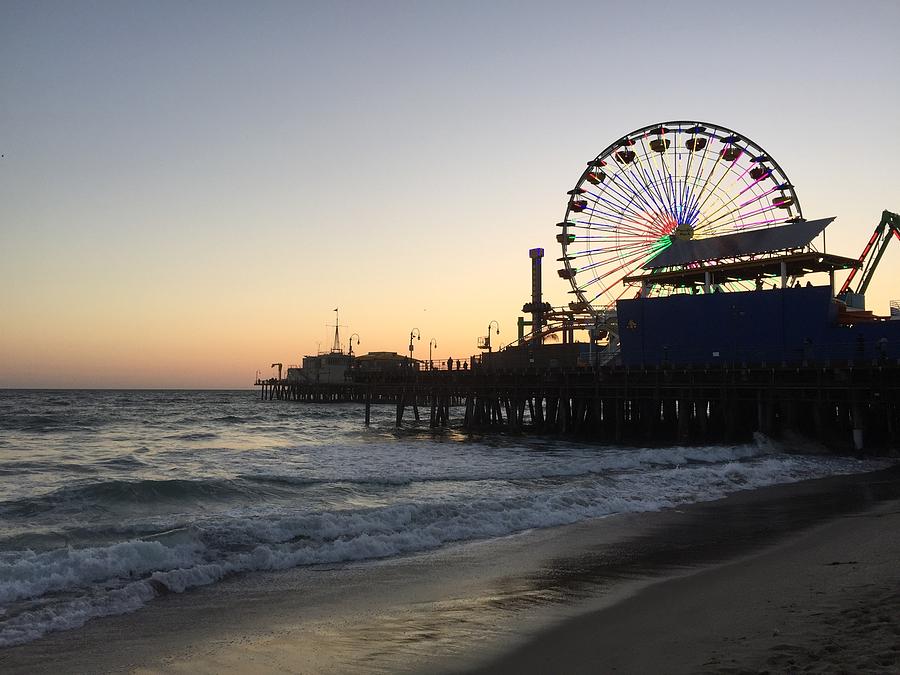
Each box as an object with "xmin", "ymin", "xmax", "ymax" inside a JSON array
[
  {"xmin": 514, "ymin": 120, "xmax": 897, "ymax": 360},
  {"xmin": 558, "ymin": 120, "xmax": 803, "ymax": 307},
  {"xmin": 838, "ymin": 210, "xmax": 900, "ymax": 310},
  {"xmin": 258, "ymin": 120, "xmax": 900, "ymax": 451}
]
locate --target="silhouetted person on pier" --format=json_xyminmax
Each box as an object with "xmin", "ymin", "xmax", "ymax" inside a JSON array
[
  {"xmin": 456, "ymin": 360, "xmax": 461, "ymax": 370},
  {"xmin": 447, "ymin": 357, "xmax": 453, "ymax": 371},
  {"xmin": 462, "ymin": 361, "xmax": 468, "ymax": 371}
]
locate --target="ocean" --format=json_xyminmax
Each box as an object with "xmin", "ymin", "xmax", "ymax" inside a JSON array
[{"xmin": 0, "ymin": 389, "xmax": 890, "ymax": 648}]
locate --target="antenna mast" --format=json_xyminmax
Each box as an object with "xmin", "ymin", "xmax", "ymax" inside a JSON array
[{"xmin": 328, "ymin": 308, "xmax": 347, "ymax": 353}]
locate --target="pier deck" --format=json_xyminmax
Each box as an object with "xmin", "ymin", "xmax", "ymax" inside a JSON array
[{"xmin": 256, "ymin": 362, "xmax": 900, "ymax": 452}]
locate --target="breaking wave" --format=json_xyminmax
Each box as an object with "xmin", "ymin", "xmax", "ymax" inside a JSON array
[{"xmin": 0, "ymin": 440, "xmax": 888, "ymax": 647}]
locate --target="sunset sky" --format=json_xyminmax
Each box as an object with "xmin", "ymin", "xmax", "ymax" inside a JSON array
[{"xmin": 2, "ymin": 0, "xmax": 899, "ymax": 388}]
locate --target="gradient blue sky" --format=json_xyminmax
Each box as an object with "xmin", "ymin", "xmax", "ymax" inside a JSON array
[{"xmin": 2, "ymin": 0, "xmax": 898, "ymax": 387}]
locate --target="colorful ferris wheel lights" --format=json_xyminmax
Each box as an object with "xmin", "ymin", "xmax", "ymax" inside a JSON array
[{"xmin": 556, "ymin": 121, "xmax": 803, "ymax": 311}]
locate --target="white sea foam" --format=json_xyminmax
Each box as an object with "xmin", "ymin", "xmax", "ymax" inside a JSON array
[
  {"xmin": 0, "ymin": 540, "xmax": 201, "ymax": 604},
  {"xmin": 0, "ymin": 579, "xmax": 156, "ymax": 646},
  {"xmin": 0, "ymin": 444, "xmax": 888, "ymax": 647}
]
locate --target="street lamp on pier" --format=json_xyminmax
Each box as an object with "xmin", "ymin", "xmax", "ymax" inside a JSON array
[
  {"xmin": 408, "ymin": 328, "xmax": 421, "ymax": 365},
  {"xmin": 348, "ymin": 333, "xmax": 360, "ymax": 357},
  {"xmin": 485, "ymin": 320, "xmax": 500, "ymax": 353},
  {"xmin": 428, "ymin": 338, "xmax": 438, "ymax": 369}
]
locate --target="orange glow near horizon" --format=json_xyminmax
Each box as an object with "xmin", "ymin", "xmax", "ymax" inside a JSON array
[
  {"xmin": 3, "ymin": 214, "xmax": 898, "ymax": 389},
  {"xmin": 2, "ymin": 3, "xmax": 898, "ymax": 388}
]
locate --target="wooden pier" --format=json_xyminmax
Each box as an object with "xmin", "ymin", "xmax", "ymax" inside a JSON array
[{"xmin": 257, "ymin": 362, "xmax": 900, "ymax": 452}]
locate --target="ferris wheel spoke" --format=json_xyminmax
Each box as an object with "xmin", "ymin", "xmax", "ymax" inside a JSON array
[
  {"xmin": 679, "ymin": 129, "xmax": 715, "ymax": 222},
  {"xmin": 682, "ymin": 146, "xmax": 712, "ymax": 224},
  {"xmin": 694, "ymin": 184, "xmax": 765, "ymax": 232},
  {"xmin": 582, "ymin": 171, "xmax": 654, "ymax": 217},
  {"xmin": 646, "ymin": 139, "xmax": 679, "ymax": 221},
  {"xmin": 646, "ymin": 171, "xmax": 678, "ymax": 226},
  {"xmin": 587, "ymin": 274, "xmax": 637, "ymax": 305},
  {"xmin": 566, "ymin": 219, "xmax": 606, "ymax": 231},
  {"xmin": 676, "ymin": 134, "xmax": 696, "ymax": 217},
  {"xmin": 689, "ymin": 144, "xmax": 774, "ymax": 226},
  {"xmin": 723, "ymin": 215, "xmax": 790, "ymax": 230},
  {"xmin": 579, "ymin": 175, "xmax": 659, "ymax": 221},
  {"xmin": 669, "ymin": 135, "xmax": 680, "ymax": 219},
  {"xmin": 578, "ymin": 251, "xmax": 651, "ymax": 274},
  {"xmin": 575, "ymin": 230, "xmax": 663, "ymax": 242},
  {"xmin": 577, "ymin": 241, "xmax": 665, "ymax": 267},
  {"xmin": 579, "ymin": 207, "xmax": 663, "ymax": 238},
  {"xmin": 575, "ymin": 233, "xmax": 653, "ymax": 247},
  {"xmin": 564, "ymin": 246, "xmax": 612, "ymax": 258},
  {"xmin": 587, "ymin": 203, "xmax": 669, "ymax": 239},
  {"xmin": 609, "ymin": 153, "xmax": 673, "ymax": 221},
  {"xmin": 629, "ymin": 153, "xmax": 678, "ymax": 224},
  {"xmin": 686, "ymin": 156, "xmax": 743, "ymax": 225},
  {"xmin": 578, "ymin": 150, "xmax": 664, "ymax": 221},
  {"xmin": 699, "ymin": 196, "xmax": 784, "ymax": 233},
  {"xmin": 580, "ymin": 189, "xmax": 667, "ymax": 235},
  {"xmin": 736, "ymin": 183, "xmax": 779, "ymax": 209},
  {"xmin": 632, "ymin": 138, "xmax": 675, "ymax": 221},
  {"xmin": 608, "ymin": 284, "xmax": 633, "ymax": 303},
  {"xmin": 692, "ymin": 162, "xmax": 764, "ymax": 224},
  {"xmin": 598, "ymin": 179, "xmax": 671, "ymax": 234},
  {"xmin": 580, "ymin": 187, "xmax": 641, "ymax": 222},
  {"xmin": 681, "ymin": 146, "xmax": 727, "ymax": 224},
  {"xmin": 731, "ymin": 171, "xmax": 780, "ymax": 203},
  {"xmin": 645, "ymin": 132, "xmax": 679, "ymax": 215},
  {"xmin": 730, "ymin": 202, "xmax": 784, "ymax": 224},
  {"xmin": 581, "ymin": 282, "xmax": 632, "ymax": 304},
  {"xmin": 688, "ymin": 150, "xmax": 741, "ymax": 215},
  {"xmin": 584, "ymin": 244, "xmax": 671, "ymax": 302},
  {"xmin": 694, "ymin": 136, "xmax": 749, "ymax": 222},
  {"xmin": 569, "ymin": 236, "xmax": 658, "ymax": 250},
  {"xmin": 695, "ymin": 184, "xmax": 780, "ymax": 233},
  {"xmin": 685, "ymin": 143, "xmax": 722, "ymax": 223}
]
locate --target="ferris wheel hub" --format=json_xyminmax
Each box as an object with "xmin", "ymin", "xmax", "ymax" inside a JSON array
[{"xmin": 671, "ymin": 224, "xmax": 695, "ymax": 241}]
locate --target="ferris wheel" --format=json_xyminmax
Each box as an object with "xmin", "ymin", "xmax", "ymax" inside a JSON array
[{"xmin": 558, "ymin": 121, "xmax": 803, "ymax": 311}]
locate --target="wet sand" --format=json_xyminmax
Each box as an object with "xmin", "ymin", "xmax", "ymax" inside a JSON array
[
  {"xmin": 2, "ymin": 466, "xmax": 899, "ymax": 674},
  {"xmin": 475, "ymin": 494, "xmax": 900, "ymax": 674}
]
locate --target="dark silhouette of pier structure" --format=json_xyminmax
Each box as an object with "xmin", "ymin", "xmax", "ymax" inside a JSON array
[
  {"xmin": 258, "ymin": 214, "xmax": 900, "ymax": 452},
  {"xmin": 256, "ymin": 359, "xmax": 900, "ymax": 452}
]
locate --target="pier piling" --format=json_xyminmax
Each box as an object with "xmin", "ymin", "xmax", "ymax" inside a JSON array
[{"xmin": 256, "ymin": 362, "xmax": 900, "ymax": 452}]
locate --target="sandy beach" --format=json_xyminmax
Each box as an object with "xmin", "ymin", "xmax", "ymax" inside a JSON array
[
  {"xmin": 2, "ymin": 466, "xmax": 898, "ymax": 674},
  {"xmin": 477, "ymin": 490, "xmax": 900, "ymax": 674}
]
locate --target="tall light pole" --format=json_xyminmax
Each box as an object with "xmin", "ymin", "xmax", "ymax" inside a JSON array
[
  {"xmin": 486, "ymin": 320, "xmax": 500, "ymax": 353},
  {"xmin": 348, "ymin": 333, "xmax": 360, "ymax": 357},
  {"xmin": 408, "ymin": 328, "xmax": 421, "ymax": 365},
  {"xmin": 428, "ymin": 338, "xmax": 438, "ymax": 369}
]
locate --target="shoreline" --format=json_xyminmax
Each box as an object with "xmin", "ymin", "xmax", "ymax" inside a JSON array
[
  {"xmin": 473, "ymin": 496, "xmax": 900, "ymax": 674},
  {"xmin": 1, "ymin": 466, "xmax": 898, "ymax": 673}
]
